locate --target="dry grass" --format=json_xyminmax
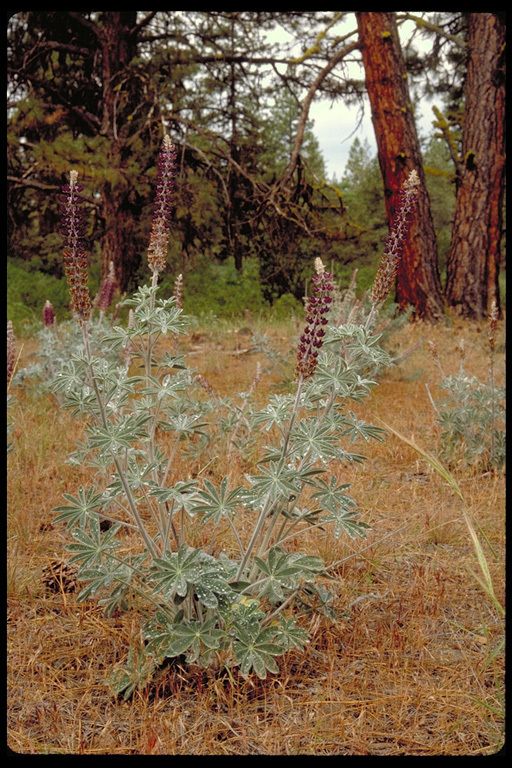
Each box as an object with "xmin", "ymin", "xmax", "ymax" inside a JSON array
[{"xmin": 7, "ymin": 315, "xmax": 505, "ymax": 755}]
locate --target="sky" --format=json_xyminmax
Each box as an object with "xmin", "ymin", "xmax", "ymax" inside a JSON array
[
  {"xmin": 309, "ymin": 99, "xmax": 375, "ymax": 179},
  {"xmin": 309, "ymin": 97, "xmax": 435, "ymax": 180}
]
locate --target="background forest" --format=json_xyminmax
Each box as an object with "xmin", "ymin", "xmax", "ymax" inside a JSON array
[{"xmin": 7, "ymin": 12, "xmax": 505, "ymax": 330}]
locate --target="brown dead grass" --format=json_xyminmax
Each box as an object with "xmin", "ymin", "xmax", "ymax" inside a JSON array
[{"xmin": 7, "ymin": 314, "xmax": 505, "ymax": 755}]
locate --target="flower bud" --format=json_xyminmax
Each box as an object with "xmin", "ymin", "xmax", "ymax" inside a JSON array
[{"xmin": 43, "ymin": 300, "xmax": 55, "ymax": 328}]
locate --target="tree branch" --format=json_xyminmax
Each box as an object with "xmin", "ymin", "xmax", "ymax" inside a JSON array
[
  {"xmin": 8, "ymin": 175, "xmax": 60, "ymax": 191},
  {"xmin": 280, "ymin": 38, "xmax": 360, "ymax": 187},
  {"xmin": 398, "ymin": 12, "xmax": 466, "ymax": 49},
  {"xmin": 130, "ymin": 11, "xmax": 159, "ymax": 35}
]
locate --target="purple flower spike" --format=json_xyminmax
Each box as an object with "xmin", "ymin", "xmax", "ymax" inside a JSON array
[
  {"xmin": 295, "ymin": 258, "xmax": 334, "ymax": 381},
  {"xmin": 61, "ymin": 170, "xmax": 91, "ymax": 325},
  {"xmin": 370, "ymin": 170, "xmax": 420, "ymax": 307},
  {"xmin": 43, "ymin": 300, "xmax": 55, "ymax": 328},
  {"xmin": 148, "ymin": 136, "xmax": 178, "ymax": 275},
  {"xmin": 97, "ymin": 261, "xmax": 116, "ymax": 315}
]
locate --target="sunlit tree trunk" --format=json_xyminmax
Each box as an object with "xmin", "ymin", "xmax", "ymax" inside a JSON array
[
  {"xmin": 445, "ymin": 13, "xmax": 506, "ymax": 318},
  {"xmin": 356, "ymin": 12, "xmax": 445, "ymax": 320}
]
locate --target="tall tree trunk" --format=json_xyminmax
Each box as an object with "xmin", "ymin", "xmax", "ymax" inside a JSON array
[
  {"xmin": 445, "ymin": 13, "xmax": 505, "ymax": 319},
  {"xmin": 227, "ymin": 45, "xmax": 244, "ymax": 273},
  {"xmin": 97, "ymin": 12, "xmax": 144, "ymax": 292},
  {"xmin": 356, "ymin": 12, "xmax": 445, "ymax": 320}
]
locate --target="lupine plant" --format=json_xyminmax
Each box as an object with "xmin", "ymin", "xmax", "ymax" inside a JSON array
[
  {"xmin": 48, "ymin": 142, "xmax": 420, "ymax": 696},
  {"xmin": 427, "ymin": 304, "xmax": 505, "ymax": 472},
  {"xmin": 13, "ymin": 261, "xmax": 122, "ymax": 400},
  {"xmin": 12, "ymin": 310, "xmax": 122, "ymax": 401}
]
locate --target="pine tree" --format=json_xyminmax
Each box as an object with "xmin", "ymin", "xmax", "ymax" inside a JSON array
[
  {"xmin": 445, "ymin": 13, "xmax": 506, "ymax": 318},
  {"xmin": 8, "ymin": 12, "xmax": 167, "ymax": 292},
  {"xmin": 356, "ymin": 12, "xmax": 445, "ymax": 320}
]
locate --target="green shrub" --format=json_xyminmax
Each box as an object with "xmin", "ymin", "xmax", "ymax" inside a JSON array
[
  {"xmin": 270, "ymin": 293, "xmax": 304, "ymax": 320},
  {"xmin": 160, "ymin": 256, "xmax": 270, "ymax": 318},
  {"xmin": 7, "ymin": 258, "xmax": 72, "ymax": 334}
]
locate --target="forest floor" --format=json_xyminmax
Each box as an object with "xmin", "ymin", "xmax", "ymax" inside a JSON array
[{"xmin": 7, "ymin": 313, "xmax": 505, "ymax": 756}]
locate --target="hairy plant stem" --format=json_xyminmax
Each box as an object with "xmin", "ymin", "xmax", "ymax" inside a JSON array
[
  {"xmin": 234, "ymin": 494, "xmax": 275, "ymax": 582},
  {"xmin": 244, "ymin": 379, "xmax": 305, "ymax": 584},
  {"xmin": 235, "ymin": 370, "xmax": 343, "ymax": 590},
  {"xmin": 253, "ymin": 378, "xmax": 340, "ymax": 567},
  {"xmin": 271, "ymin": 515, "xmax": 329, "ymax": 555},
  {"xmin": 489, "ymin": 342, "xmax": 497, "ymax": 466},
  {"xmin": 81, "ymin": 324, "xmax": 160, "ymax": 561},
  {"xmin": 160, "ymin": 432, "xmax": 183, "ymax": 489},
  {"xmin": 140, "ymin": 271, "xmax": 184, "ymax": 554}
]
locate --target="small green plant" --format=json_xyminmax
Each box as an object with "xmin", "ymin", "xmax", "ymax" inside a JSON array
[
  {"xmin": 427, "ymin": 313, "xmax": 505, "ymax": 472},
  {"xmin": 44, "ymin": 146, "xmax": 420, "ymax": 696},
  {"xmin": 7, "ymin": 258, "xmax": 73, "ymax": 334}
]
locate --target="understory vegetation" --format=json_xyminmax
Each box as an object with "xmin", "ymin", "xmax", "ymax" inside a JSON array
[{"xmin": 7, "ymin": 309, "xmax": 505, "ymax": 755}]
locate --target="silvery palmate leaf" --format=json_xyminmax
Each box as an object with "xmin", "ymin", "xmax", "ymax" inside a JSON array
[
  {"xmin": 53, "ymin": 485, "xmax": 107, "ymax": 529},
  {"xmin": 158, "ymin": 412, "xmax": 210, "ymax": 439},
  {"xmin": 148, "ymin": 480, "xmax": 200, "ymax": 517},
  {"xmin": 159, "ymin": 617, "xmax": 224, "ymax": 663},
  {"xmin": 342, "ymin": 410, "xmax": 387, "ymax": 444},
  {"xmin": 86, "ymin": 412, "xmax": 152, "ymax": 455},
  {"xmin": 298, "ymin": 581, "xmax": 338, "ymax": 621},
  {"xmin": 76, "ymin": 557, "xmax": 132, "ymax": 602},
  {"xmin": 104, "ymin": 456, "xmax": 161, "ymax": 499},
  {"xmin": 150, "ymin": 543, "xmax": 203, "ymax": 600},
  {"xmin": 97, "ymin": 554, "xmax": 149, "ymax": 617},
  {"xmin": 326, "ymin": 324, "xmax": 391, "ymax": 368},
  {"xmin": 191, "ymin": 476, "xmax": 244, "ymax": 525},
  {"xmin": 193, "ymin": 555, "xmax": 238, "ymax": 609},
  {"xmin": 311, "ymin": 475, "xmax": 370, "ymax": 539},
  {"xmin": 253, "ymin": 547, "xmax": 324, "ymax": 603},
  {"xmin": 110, "ymin": 646, "xmax": 159, "ymax": 701},
  {"xmin": 246, "ymin": 460, "xmax": 301, "ymax": 503},
  {"xmin": 276, "ymin": 616, "xmax": 310, "ymax": 651},
  {"xmin": 232, "ymin": 623, "xmax": 283, "ymax": 679},
  {"xmin": 139, "ymin": 373, "xmax": 188, "ymax": 400},
  {"xmin": 65, "ymin": 516, "xmax": 122, "ymax": 570},
  {"xmin": 289, "ymin": 420, "xmax": 340, "ymax": 463},
  {"xmin": 252, "ymin": 395, "xmax": 295, "ymax": 431}
]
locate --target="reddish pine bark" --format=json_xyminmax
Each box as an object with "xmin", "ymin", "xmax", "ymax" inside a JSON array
[
  {"xmin": 445, "ymin": 13, "xmax": 506, "ymax": 319},
  {"xmin": 96, "ymin": 13, "xmax": 141, "ymax": 293},
  {"xmin": 356, "ymin": 12, "xmax": 445, "ymax": 320}
]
